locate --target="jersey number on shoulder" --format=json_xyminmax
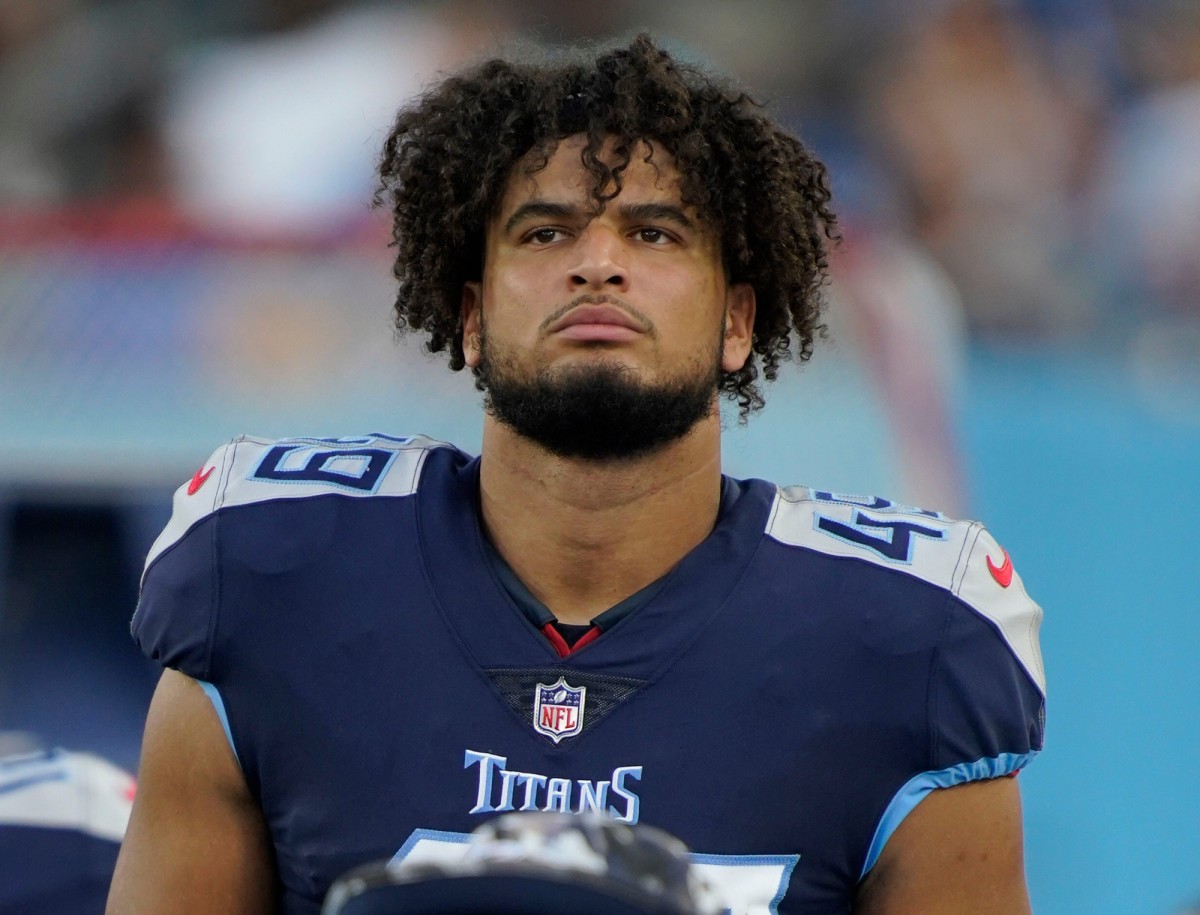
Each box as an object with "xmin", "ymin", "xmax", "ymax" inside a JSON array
[
  {"xmin": 393, "ymin": 829, "xmax": 799, "ymax": 915},
  {"xmin": 812, "ymin": 492, "xmax": 946, "ymax": 564},
  {"xmin": 250, "ymin": 444, "xmax": 396, "ymax": 493}
]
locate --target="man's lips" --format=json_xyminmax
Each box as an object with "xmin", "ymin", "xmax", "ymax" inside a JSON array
[{"xmin": 548, "ymin": 305, "xmax": 645, "ymax": 342}]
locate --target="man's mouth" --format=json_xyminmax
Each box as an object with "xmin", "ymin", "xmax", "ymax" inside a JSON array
[
  {"xmin": 548, "ymin": 303, "xmax": 646, "ymax": 342},
  {"xmin": 549, "ymin": 298, "xmax": 652, "ymax": 341}
]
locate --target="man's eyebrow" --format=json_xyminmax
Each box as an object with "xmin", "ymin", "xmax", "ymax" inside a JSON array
[
  {"xmin": 502, "ymin": 200, "xmax": 578, "ymax": 234},
  {"xmin": 501, "ymin": 199, "xmax": 696, "ymax": 234},
  {"xmin": 618, "ymin": 202, "xmax": 694, "ymax": 229}
]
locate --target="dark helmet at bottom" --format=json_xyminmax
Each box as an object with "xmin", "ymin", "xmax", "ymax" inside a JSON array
[{"xmin": 322, "ymin": 811, "xmax": 724, "ymax": 915}]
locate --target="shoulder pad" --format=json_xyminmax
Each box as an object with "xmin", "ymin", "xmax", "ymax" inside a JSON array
[
  {"xmin": 143, "ymin": 433, "xmax": 452, "ymax": 574},
  {"xmin": 766, "ymin": 487, "xmax": 1045, "ymax": 695}
]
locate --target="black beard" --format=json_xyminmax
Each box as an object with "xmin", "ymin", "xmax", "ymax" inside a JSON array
[{"xmin": 477, "ymin": 345, "xmax": 721, "ymax": 461}]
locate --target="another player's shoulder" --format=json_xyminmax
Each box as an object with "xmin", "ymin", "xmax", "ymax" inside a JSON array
[
  {"xmin": 0, "ymin": 746, "xmax": 134, "ymax": 842},
  {"xmin": 145, "ymin": 433, "xmax": 458, "ymax": 569},
  {"xmin": 763, "ymin": 485, "xmax": 1045, "ymax": 694}
]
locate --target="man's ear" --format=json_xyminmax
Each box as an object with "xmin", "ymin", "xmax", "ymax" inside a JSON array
[
  {"xmin": 461, "ymin": 281, "xmax": 483, "ymax": 368},
  {"xmin": 721, "ymin": 282, "xmax": 756, "ymax": 373}
]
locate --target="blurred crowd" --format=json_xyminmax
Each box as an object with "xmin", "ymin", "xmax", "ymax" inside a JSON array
[{"xmin": 1, "ymin": 0, "xmax": 1198, "ymax": 346}]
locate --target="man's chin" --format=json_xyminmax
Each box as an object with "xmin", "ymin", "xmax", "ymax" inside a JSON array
[
  {"xmin": 481, "ymin": 364, "xmax": 718, "ymax": 462},
  {"xmin": 544, "ymin": 349, "xmax": 647, "ymax": 379}
]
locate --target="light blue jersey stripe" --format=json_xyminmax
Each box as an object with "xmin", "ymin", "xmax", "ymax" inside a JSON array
[
  {"xmin": 197, "ymin": 680, "xmax": 240, "ymax": 768},
  {"xmin": 860, "ymin": 750, "xmax": 1038, "ymax": 879}
]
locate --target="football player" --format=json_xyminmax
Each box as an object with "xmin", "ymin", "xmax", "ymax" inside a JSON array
[{"xmin": 109, "ymin": 34, "xmax": 1044, "ymax": 914}]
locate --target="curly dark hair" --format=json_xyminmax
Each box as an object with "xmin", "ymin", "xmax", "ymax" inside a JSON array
[{"xmin": 376, "ymin": 33, "xmax": 837, "ymax": 417}]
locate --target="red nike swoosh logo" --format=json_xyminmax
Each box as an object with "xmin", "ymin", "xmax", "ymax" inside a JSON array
[
  {"xmin": 187, "ymin": 466, "xmax": 215, "ymax": 496},
  {"xmin": 987, "ymin": 547, "xmax": 1013, "ymax": 588}
]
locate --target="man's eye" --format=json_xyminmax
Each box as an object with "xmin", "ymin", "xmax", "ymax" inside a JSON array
[
  {"xmin": 527, "ymin": 228, "xmax": 564, "ymax": 244},
  {"xmin": 636, "ymin": 228, "xmax": 671, "ymax": 244}
]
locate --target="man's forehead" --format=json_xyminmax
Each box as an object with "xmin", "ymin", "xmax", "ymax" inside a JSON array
[{"xmin": 496, "ymin": 135, "xmax": 685, "ymax": 214}]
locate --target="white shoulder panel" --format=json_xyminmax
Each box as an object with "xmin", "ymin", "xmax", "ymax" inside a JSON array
[
  {"xmin": 143, "ymin": 433, "xmax": 451, "ymax": 574},
  {"xmin": 957, "ymin": 525, "xmax": 1046, "ymax": 695},
  {"xmin": 766, "ymin": 486, "xmax": 1045, "ymax": 695},
  {"xmin": 765, "ymin": 486, "xmax": 975, "ymax": 587}
]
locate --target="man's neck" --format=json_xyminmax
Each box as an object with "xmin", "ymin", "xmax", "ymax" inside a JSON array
[{"xmin": 477, "ymin": 415, "xmax": 724, "ymax": 626}]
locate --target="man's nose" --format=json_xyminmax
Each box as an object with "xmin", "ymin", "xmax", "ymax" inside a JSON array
[{"xmin": 569, "ymin": 226, "xmax": 629, "ymax": 291}]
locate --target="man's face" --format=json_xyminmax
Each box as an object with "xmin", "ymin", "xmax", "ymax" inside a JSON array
[{"xmin": 462, "ymin": 135, "xmax": 755, "ymax": 460}]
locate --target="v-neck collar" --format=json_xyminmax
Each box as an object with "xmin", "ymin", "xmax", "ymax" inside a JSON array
[
  {"xmin": 414, "ymin": 447, "xmax": 776, "ymax": 678},
  {"xmin": 479, "ymin": 522, "xmax": 672, "ymax": 632}
]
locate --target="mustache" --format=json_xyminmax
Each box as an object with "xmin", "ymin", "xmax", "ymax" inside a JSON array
[{"xmin": 538, "ymin": 294, "xmax": 654, "ymax": 334}]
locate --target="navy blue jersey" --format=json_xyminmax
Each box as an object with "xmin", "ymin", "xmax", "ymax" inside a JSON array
[{"xmin": 134, "ymin": 434, "xmax": 1045, "ymax": 914}]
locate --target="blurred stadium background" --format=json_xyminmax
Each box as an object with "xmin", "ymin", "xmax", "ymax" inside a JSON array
[{"xmin": 0, "ymin": 0, "xmax": 1197, "ymax": 911}]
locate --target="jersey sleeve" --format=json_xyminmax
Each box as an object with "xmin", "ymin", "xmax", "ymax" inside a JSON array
[
  {"xmin": 935, "ymin": 524, "xmax": 1046, "ymax": 767},
  {"xmin": 131, "ymin": 440, "xmax": 237, "ymax": 681},
  {"xmin": 860, "ymin": 523, "xmax": 1046, "ymax": 878},
  {"xmin": 132, "ymin": 433, "xmax": 445, "ymax": 679}
]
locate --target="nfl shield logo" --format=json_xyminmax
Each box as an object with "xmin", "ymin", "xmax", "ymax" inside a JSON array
[{"xmin": 533, "ymin": 677, "xmax": 587, "ymax": 743}]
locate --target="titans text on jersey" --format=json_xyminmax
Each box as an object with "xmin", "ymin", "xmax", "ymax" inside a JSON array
[
  {"xmin": 464, "ymin": 749, "xmax": 643, "ymax": 822},
  {"xmin": 133, "ymin": 434, "xmax": 1046, "ymax": 914}
]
